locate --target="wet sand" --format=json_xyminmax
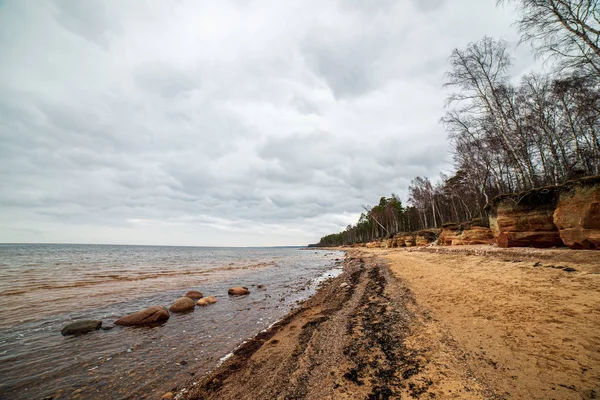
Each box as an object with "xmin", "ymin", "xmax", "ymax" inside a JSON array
[{"xmin": 173, "ymin": 247, "xmax": 600, "ymax": 400}]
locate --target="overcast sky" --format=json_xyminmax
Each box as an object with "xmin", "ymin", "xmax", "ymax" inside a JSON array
[{"xmin": 0, "ymin": 0, "xmax": 543, "ymax": 246}]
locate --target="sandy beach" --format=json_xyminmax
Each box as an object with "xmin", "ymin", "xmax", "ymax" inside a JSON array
[{"xmin": 174, "ymin": 246, "xmax": 600, "ymax": 400}]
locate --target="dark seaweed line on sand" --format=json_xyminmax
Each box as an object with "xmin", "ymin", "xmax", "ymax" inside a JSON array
[
  {"xmin": 286, "ymin": 267, "xmax": 365, "ymax": 399},
  {"xmin": 343, "ymin": 261, "xmax": 429, "ymax": 399}
]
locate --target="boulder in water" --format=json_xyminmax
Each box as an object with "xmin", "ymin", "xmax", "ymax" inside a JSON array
[
  {"xmin": 228, "ymin": 286, "xmax": 250, "ymax": 296},
  {"xmin": 185, "ymin": 290, "xmax": 203, "ymax": 299},
  {"xmin": 197, "ymin": 297, "xmax": 217, "ymax": 306},
  {"xmin": 170, "ymin": 296, "xmax": 196, "ymax": 312},
  {"xmin": 61, "ymin": 320, "xmax": 102, "ymax": 336},
  {"xmin": 115, "ymin": 306, "xmax": 170, "ymax": 326}
]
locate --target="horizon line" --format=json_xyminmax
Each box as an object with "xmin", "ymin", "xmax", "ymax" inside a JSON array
[{"xmin": 0, "ymin": 242, "xmax": 312, "ymax": 248}]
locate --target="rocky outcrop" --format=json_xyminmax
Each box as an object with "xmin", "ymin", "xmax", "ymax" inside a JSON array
[
  {"xmin": 391, "ymin": 233, "xmax": 415, "ymax": 247},
  {"xmin": 228, "ymin": 287, "xmax": 250, "ymax": 296},
  {"xmin": 488, "ymin": 176, "xmax": 600, "ymax": 249},
  {"xmin": 454, "ymin": 225, "xmax": 494, "ymax": 245},
  {"xmin": 439, "ymin": 224, "xmax": 462, "ymax": 246},
  {"xmin": 365, "ymin": 241, "xmax": 381, "ymax": 248},
  {"xmin": 415, "ymin": 229, "xmax": 440, "ymax": 246},
  {"xmin": 61, "ymin": 320, "xmax": 102, "ymax": 336},
  {"xmin": 439, "ymin": 221, "xmax": 494, "ymax": 246},
  {"xmin": 170, "ymin": 297, "xmax": 196, "ymax": 312},
  {"xmin": 115, "ymin": 306, "xmax": 170, "ymax": 326},
  {"xmin": 185, "ymin": 290, "xmax": 203, "ymax": 300},
  {"xmin": 553, "ymin": 177, "xmax": 600, "ymax": 249},
  {"xmin": 489, "ymin": 190, "xmax": 563, "ymax": 248}
]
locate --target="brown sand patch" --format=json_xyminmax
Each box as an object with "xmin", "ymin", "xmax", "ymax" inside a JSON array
[{"xmin": 368, "ymin": 246, "xmax": 600, "ymax": 400}]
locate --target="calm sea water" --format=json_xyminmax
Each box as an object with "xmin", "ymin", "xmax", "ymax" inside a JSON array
[{"xmin": 0, "ymin": 244, "xmax": 344, "ymax": 400}]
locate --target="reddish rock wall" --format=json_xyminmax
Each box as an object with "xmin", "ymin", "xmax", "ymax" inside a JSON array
[
  {"xmin": 489, "ymin": 190, "xmax": 563, "ymax": 248},
  {"xmin": 365, "ymin": 241, "xmax": 381, "ymax": 248},
  {"xmin": 380, "ymin": 238, "xmax": 394, "ymax": 248},
  {"xmin": 415, "ymin": 229, "xmax": 440, "ymax": 246},
  {"xmin": 439, "ymin": 223, "xmax": 494, "ymax": 246},
  {"xmin": 553, "ymin": 178, "xmax": 600, "ymax": 249},
  {"xmin": 439, "ymin": 224, "xmax": 462, "ymax": 246},
  {"xmin": 489, "ymin": 176, "xmax": 600, "ymax": 249}
]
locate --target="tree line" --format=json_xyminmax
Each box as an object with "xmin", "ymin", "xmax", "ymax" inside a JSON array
[{"xmin": 318, "ymin": 0, "xmax": 599, "ymax": 247}]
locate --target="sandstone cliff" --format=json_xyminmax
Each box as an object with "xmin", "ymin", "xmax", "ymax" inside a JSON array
[
  {"xmin": 488, "ymin": 176, "xmax": 599, "ymax": 249},
  {"xmin": 553, "ymin": 176, "xmax": 600, "ymax": 249},
  {"xmin": 439, "ymin": 221, "xmax": 494, "ymax": 246}
]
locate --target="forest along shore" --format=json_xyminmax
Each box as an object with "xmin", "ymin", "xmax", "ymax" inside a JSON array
[{"xmin": 171, "ymin": 246, "xmax": 600, "ymax": 400}]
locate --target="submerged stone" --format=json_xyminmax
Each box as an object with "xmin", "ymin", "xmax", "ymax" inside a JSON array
[
  {"xmin": 228, "ymin": 286, "xmax": 250, "ymax": 296},
  {"xmin": 115, "ymin": 306, "xmax": 170, "ymax": 326},
  {"xmin": 170, "ymin": 297, "xmax": 196, "ymax": 313},
  {"xmin": 185, "ymin": 290, "xmax": 203, "ymax": 299},
  {"xmin": 61, "ymin": 320, "xmax": 102, "ymax": 336}
]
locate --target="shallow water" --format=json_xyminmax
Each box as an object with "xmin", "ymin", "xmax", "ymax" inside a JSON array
[{"xmin": 0, "ymin": 244, "xmax": 343, "ymax": 399}]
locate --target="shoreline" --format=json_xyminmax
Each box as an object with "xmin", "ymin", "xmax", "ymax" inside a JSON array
[
  {"xmin": 166, "ymin": 246, "xmax": 600, "ymax": 400},
  {"xmin": 171, "ymin": 249, "xmax": 485, "ymax": 399}
]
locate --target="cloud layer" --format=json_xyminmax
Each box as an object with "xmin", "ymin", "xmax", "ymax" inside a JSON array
[{"xmin": 0, "ymin": 0, "xmax": 537, "ymax": 245}]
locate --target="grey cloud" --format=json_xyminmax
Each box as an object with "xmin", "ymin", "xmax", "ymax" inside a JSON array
[
  {"xmin": 134, "ymin": 62, "xmax": 198, "ymax": 98},
  {"xmin": 342, "ymin": 0, "xmax": 398, "ymax": 14},
  {"xmin": 0, "ymin": 0, "xmax": 535, "ymax": 245},
  {"xmin": 412, "ymin": 0, "xmax": 448, "ymax": 12},
  {"xmin": 52, "ymin": 0, "xmax": 122, "ymax": 48},
  {"xmin": 303, "ymin": 35, "xmax": 385, "ymax": 99}
]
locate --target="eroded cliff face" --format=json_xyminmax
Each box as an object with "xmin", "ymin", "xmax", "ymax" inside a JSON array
[
  {"xmin": 415, "ymin": 229, "xmax": 440, "ymax": 246},
  {"xmin": 389, "ymin": 233, "xmax": 415, "ymax": 247},
  {"xmin": 488, "ymin": 176, "xmax": 600, "ymax": 249},
  {"xmin": 554, "ymin": 178, "xmax": 600, "ymax": 249},
  {"xmin": 489, "ymin": 190, "xmax": 563, "ymax": 248},
  {"xmin": 439, "ymin": 222, "xmax": 494, "ymax": 246}
]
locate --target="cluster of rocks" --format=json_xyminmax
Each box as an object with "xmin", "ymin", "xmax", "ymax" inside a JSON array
[{"xmin": 61, "ymin": 286, "xmax": 252, "ymax": 336}]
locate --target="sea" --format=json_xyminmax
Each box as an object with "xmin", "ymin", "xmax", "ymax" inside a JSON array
[{"xmin": 0, "ymin": 244, "xmax": 344, "ymax": 400}]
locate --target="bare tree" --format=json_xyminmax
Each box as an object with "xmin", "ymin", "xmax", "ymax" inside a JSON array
[{"xmin": 500, "ymin": 0, "xmax": 600, "ymax": 76}]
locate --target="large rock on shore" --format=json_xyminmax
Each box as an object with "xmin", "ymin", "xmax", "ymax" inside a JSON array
[
  {"xmin": 115, "ymin": 306, "xmax": 170, "ymax": 326},
  {"xmin": 185, "ymin": 290, "xmax": 203, "ymax": 299},
  {"xmin": 489, "ymin": 188, "xmax": 564, "ymax": 248},
  {"xmin": 170, "ymin": 297, "xmax": 196, "ymax": 312},
  {"xmin": 61, "ymin": 320, "xmax": 102, "ymax": 336},
  {"xmin": 228, "ymin": 286, "xmax": 250, "ymax": 296},
  {"xmin": 554, "ymin": 177, "xmax": 600, "ymax": 249}
]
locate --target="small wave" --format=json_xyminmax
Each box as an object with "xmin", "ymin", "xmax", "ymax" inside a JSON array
[{"xmin": 0, "ymin": 262, "xmax": 280, "ymax": 297}]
